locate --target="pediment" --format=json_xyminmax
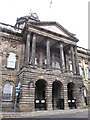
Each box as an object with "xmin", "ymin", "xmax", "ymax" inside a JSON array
[{"xmin": 38, "ymin": 24, "xmax": 70, "ymax": 37}]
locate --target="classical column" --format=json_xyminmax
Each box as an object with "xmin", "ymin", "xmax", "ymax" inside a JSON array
[
  {"xmin": 39, "ymin": 46, "xmax": 43, "ymax": 68},
  {"xmin": 31, "ymin": 34, "xmax": 37, "ymax": 67},
  {"xmin": 46, "ymin": 40, "xmax": 50, "ymax": 70},
  {"xmin": 65, "ymin": 52, "xmax": 69, "ymax": 72},
  {"xmin": 70, "ymin": 45, "xmax": 76, "ymax": 74},
  {"xmin": 75, "ymin": 46, "xmax": 80, "ymax": 75},
  {"xmin": 20, "ymin": 42, "xmax": 25, "ymax": 68},
  {"xmin": 24, "ymin": 32, "xmax": 31, "ymax": 66},
  {"xmin": 60, "ymin": 42, "xmax": 65, "ymax": 72}
]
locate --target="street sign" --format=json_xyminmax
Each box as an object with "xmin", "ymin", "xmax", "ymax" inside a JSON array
[{"xmin": 16, "ymin": 87, "xmax": 20, "ymax": 93}]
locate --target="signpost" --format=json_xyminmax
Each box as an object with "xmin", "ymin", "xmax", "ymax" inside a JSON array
[{"xmin": 14, "ymin": 87, "xmax": 20, "ymax": 112}]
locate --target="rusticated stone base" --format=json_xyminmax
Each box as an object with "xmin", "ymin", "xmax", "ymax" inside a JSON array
[{"xmin": 18, "ymin": 67, "xmax": 84, "ymax": 112}]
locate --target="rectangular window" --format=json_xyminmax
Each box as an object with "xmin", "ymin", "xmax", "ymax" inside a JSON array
[
  {"xmin": 55, "ymin": 61, "xmax": 60, "ymax": 69},
  {"xmin": 70, "ymin": 63, "xmax": 72, "ymax": 71}
]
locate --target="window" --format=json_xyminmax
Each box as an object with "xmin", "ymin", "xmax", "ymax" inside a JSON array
[
  {"xmin": 79, "ymin": 66, "xmax": 82, "ymax": 75},
  {"xmin": 42, "ymin": 58, "xmax": 47, "ymax": 69},
  {"xmin": 86, "ymin": 67, "xmax": 90, "ymax": 79},
  {"xmin": 7, "ymin": 52, "xmax": 16, "ymax": 69},
  {"xmin": 70, "ymin": 63, "xmax": 72, "ymax": 71},
  {"xmin": 35, "ymin": 57, "xmax": 37, "ymax": 65},
  {"xmin": 79, "ymin": 63, "xmax": 84, "ymax": 77},
  {"xmin": 2, "ymin": 83, "xmax": 13, "ymax": 101},
  {"xmin": 44, "ymin": 58, "xmax": 47, "ymax": 65},
  {"xmin": 55, "ymin": 61, "xmax": 60, "ymax": 69}
]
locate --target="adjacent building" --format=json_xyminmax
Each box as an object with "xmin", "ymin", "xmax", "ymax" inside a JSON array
[{"xmin": 0, "ymin": 13, "xmax": 90, "ymax": 112}]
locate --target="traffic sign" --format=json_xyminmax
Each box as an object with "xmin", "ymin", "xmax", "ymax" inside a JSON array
[{"xmin": 16, "ymin": 87, "xmax": 20, "ymax": 93}]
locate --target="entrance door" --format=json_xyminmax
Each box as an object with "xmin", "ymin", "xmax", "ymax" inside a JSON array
[
  {"xmin": 52, "ymin": 81, "xmax": 64, "ymax": 110},
  {"xmin": 67, "ymin": 82, "xmax": 76, "ymax": 109},
  {"xmin": 35, "ymin": 79, "xmax": 47, "ymax": 110}
]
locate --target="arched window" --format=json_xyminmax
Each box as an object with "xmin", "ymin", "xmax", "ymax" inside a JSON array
[
  {"xmin": 79, "ymin": 63, "xmax": 84, "ymax": 77},
  {"xmin": 7, "ymin": 52, "xmax": 16, "ymax": 69},
  {"xmin": 2, "ymin": 83, "xmax": 13, "ymax": 101}
]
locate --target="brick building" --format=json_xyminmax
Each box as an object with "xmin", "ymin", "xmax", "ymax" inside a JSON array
[{"xmin": 0, "ymin": 14, "xmax": 90, "ymax": 112}]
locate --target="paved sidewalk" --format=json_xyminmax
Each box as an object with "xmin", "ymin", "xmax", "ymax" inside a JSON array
[{"xmin": 1, "ymin": 108, "xmax": 88, "ymax": 118}]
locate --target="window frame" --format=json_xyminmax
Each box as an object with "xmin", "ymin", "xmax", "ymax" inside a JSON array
[
  {"xmin": 2, "ymin": 82, "xmax": 13, "ymax": 101},
  {"xmin": 7, "ymin": 52, "xmax": 16, "ymax": 69}
]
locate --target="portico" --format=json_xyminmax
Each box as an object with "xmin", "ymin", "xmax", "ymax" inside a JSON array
[
  {"xmin": 18, "ymin": 21, "xmax": 83, "ymax": 112},
  {"xmin": 22, "ymin": 26, "xmax": 80, "ymax": 75}
]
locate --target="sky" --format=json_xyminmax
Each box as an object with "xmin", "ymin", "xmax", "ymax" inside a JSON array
[{"xmin": 0, "ymin": 0, "xmax": 89, "ymax": 49}]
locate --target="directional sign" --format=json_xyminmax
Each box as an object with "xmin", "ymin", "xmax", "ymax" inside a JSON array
[{"xmin": 16, "ymin": 87, "xmax": 20, "ymax": 93}]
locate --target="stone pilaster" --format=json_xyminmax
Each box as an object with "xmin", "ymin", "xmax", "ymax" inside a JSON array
[
  {"xmin": 46, "ymin": 83, "xmax": 52, "ymax": 110},
  {"xmin": 70, "ymin": 46, "xmax": 76, "ymax": 74},
  {"xmin": 46, "ymin": 40, "xmax": 50, "ymax": 70},
  {"xmin": 60, "ymin": 42, "xmax": 65, "ymax": 72},
  {"xmin": 19, "ymin": 78, "xmax": 35, "ymax": 112},
  {"xmin": 28, "ymin": 86, "xmax": 35, "ymax": 111},
  {"xmin": 24, "ymin": 33, "xmax": 31, "ymax": 66},
  {"xmin": 76, "ymin": 87, "xmax": 84, "ymax": 109},
  {"xmin": 31, "ymin": 34, "xmax": 37, "ymax": 67},
  {"xmin": 64, "ymin": 84, "xmax": 69, "ymax": 109},
  {"xmin": 75, "ymin": 46, "xmax": 80, "ymax": 75}
]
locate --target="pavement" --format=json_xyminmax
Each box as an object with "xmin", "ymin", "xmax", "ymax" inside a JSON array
[{"xmin": 0, "ymin": 108, "xmax": 88, "ymax": 118}]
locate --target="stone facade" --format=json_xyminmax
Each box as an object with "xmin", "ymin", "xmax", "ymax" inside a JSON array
[{"xmin": 0, "ymin": 14, "xmax": 90, "ymax": 112}]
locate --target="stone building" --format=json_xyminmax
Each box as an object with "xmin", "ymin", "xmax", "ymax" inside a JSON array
[
  {"xmin": 77, "ymin": 47, "xmax": 90, "ymax": 107},
  {"xmin": 0, "ymin": 14, "xmax": 90, "ymax": 112}
]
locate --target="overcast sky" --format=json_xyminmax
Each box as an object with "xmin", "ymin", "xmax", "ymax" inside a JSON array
[{"xmin": 0, "ymin": 0, "xmax": 89, "ymax": 49}]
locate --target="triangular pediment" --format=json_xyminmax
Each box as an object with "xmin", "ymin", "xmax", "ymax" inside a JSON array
[
  {"xmin": 39, "ymin": 24, "xmax": 69, "ymax": 37},
  {"xmin": 31, "ymin": 22, "xmax": 78, "ymax": 42}
]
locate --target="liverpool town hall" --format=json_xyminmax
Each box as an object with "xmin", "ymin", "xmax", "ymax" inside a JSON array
[{"xmin": 0, "ymin": 13, "xmax": 90, "ymax": 112}]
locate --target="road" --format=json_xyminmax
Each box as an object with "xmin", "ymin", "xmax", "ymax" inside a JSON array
[
  {"xmin": 36, "ymin": 110, "xmax": 88, "ymax": 118},
  {"xmin": 1, "ymin": 109, "xmax": 89, "ymax": 120}
]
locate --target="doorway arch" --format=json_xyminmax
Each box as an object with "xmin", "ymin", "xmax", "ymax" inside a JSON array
[
  {"xmin": 67, "ymin": 82, "xmax": 76, "ymax": 109},
  {"xmin": 35, "ymin": 79, "xmax": 47, "ymax": 110},
  {"xmin": 52, "ymin": 81, "xmax": 64, "ymax": 110}
]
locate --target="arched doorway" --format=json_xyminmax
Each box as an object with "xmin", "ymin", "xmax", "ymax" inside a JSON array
[
  {"xmin": 52, "ymin": 81, "xmax": 64, "ymax": 110},
  {"xmin": 35, "ymin": 79, "xmax": 47, "ymax": 110},
  {"xmin": 67, "ymin": 82, "xmax": 76, "ymax": 109}
]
